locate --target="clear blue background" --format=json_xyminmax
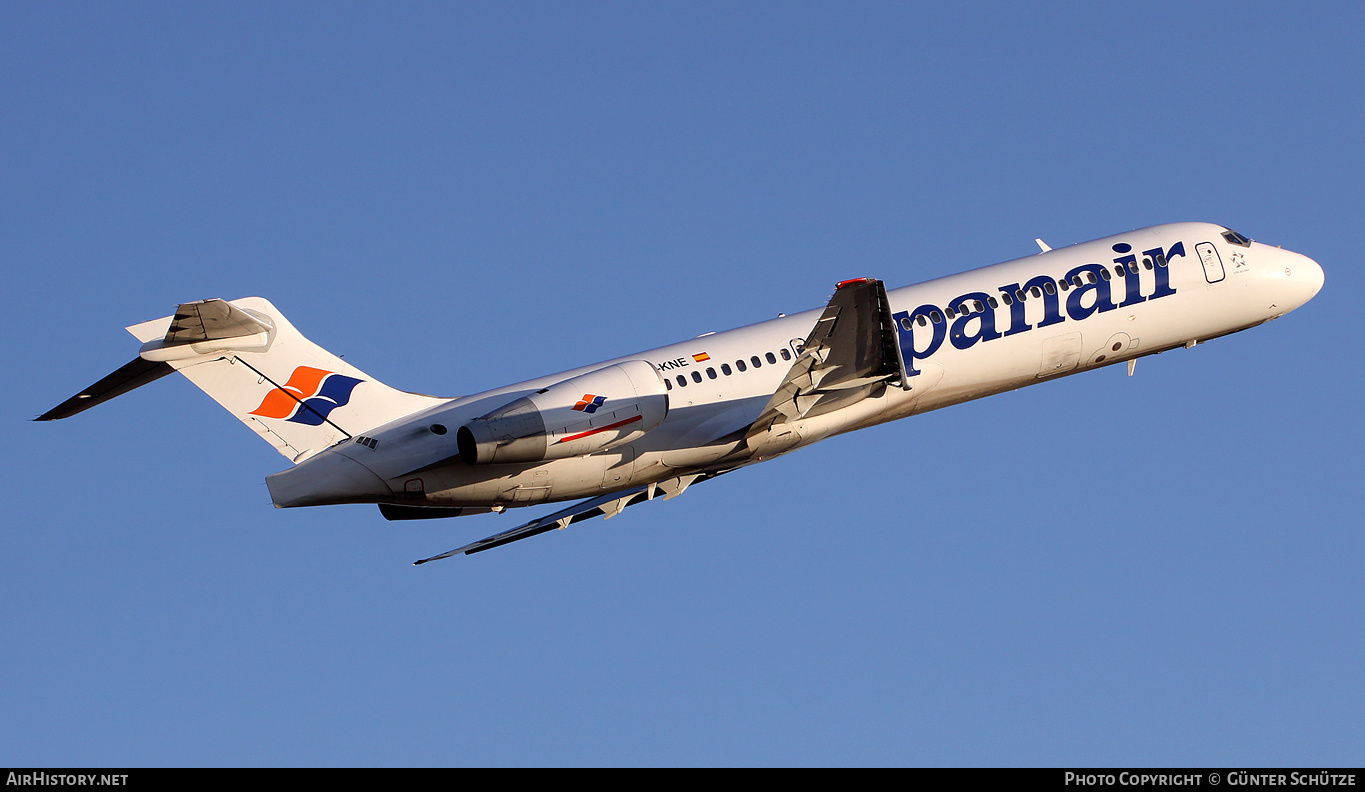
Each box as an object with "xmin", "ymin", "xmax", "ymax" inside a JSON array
[{"xmin": 3, "ymin": 2, "xmax": 1360, "ymax": 767}]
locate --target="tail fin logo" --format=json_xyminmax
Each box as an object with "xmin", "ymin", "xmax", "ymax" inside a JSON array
[
  {"xmin": 572, "ymin": 394, "xmax": 607, "ymax": 414},
  {"xmin": 249, "ymin": 366, "xmax": 364, "ymax": 426}
]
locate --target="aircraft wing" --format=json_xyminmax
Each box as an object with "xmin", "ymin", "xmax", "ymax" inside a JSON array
[
  {"xmin": 746, "ymin": 277, "xmax": 907, "ymax": 439},
  {"xmin": 413, "ymin": 472, "xmax": 720, "ymax": 562}
]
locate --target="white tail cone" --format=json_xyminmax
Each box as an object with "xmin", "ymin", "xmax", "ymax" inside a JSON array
[{"xmin": 267, "ymin": 449, "xmax": 392, "ymax": 508}]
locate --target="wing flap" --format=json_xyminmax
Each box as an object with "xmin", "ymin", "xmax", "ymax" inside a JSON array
[
  {"xmin": 414, "ymin": 484, "xmax": 654, "ymax": 562},
  {"xmin": 746, "ymin": 278, "xmax": 906, "ymax": 439},
  {"xmin": 413, "ymin": 471, "xmax": 725, "ymax": 563}
]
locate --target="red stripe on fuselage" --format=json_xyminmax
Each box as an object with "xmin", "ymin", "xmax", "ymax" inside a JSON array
[{"xmin": 554, "ymin": 414, "xmax": 643, "ymax": 444}]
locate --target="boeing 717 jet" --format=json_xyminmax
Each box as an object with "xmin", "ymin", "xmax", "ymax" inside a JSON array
[{"xmin": 39, "ymin": 222, "xmax": 1323, "ymax": 562}]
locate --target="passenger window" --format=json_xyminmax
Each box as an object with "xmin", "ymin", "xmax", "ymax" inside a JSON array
[
  {"xmin": 691, "ymin": 371, "xmax": 702, "ymax": 383},
  {"xmin": 901, "ymin": 317, "xmax": 914, "ymax": 331},
  {"xmin": 1100, "ymin": 269, "xmax": 1111, "ymax": 281},
  {"xmin": 721, "ymin": 363, "xmax": 732, "ymax": 375},
  {"xmin": 1001, "ymin": 292, "xmax": 1013, "ymax": 306},
  {"xmin": 664, "ymin": 379, "xmax": 672, "ymax": 391},
  {"xmin": 751, "ymin": 356, "xmax": 762, "ymax": 368},
  {"xmin": 1031, "ymin": 286, "xmax": 1042, "ymax": 298},
  {"xmin": 917, "ymin": 315, "xmax": 928, "ymax": 326},
  {"xmin": 736, "ymin": 359, "xmax": 746, "ymax": 372},
  {"xmin": 765, "ymin": 352, "xmax": 776, "ymax": 364},
  {"xmin": 780, "ymin": 348, "xmax": 791, "ymax": 361},
  {"xmin": 931, "ymin": 311, "xmax": 943, "ymax": 323},
  {"xmin": 988, "ymin": 297, "xmax": 998, "ymax": 308},
  {"xmin": 676, "ymin": 375, "xmax": 687, "ymax": 387},
  {"xmin": 1043, "ymin": 282, "xmax": 1055, "ymax": 295},
  {"xmin": 707, "ymin": 367, "xmax": 717, "ymax": 379}
]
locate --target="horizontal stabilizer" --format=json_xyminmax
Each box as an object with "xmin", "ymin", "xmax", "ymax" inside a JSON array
[
  {"xmin": 39, "ymin": 299, "xmax": 275, "ymax": 423},
  {"xmin": 35, "ymin": 357, "xmax": 174, "ymax": 421},
  {"xmin": 39, "ymin": 297, "xmax": 448, "ymax": 462},
  {"xmin": 166, "ymin": 299, "xmax": 274, "ymax": 344}
]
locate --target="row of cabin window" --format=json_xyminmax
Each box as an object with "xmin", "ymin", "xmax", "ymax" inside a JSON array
[
  {"xmin": 663, "ymin": 348, "xmax": 793, "ymax": 390},
  {"xmin": 903, "ymin": 254, "xmax": 1169, "ymax": 327}
]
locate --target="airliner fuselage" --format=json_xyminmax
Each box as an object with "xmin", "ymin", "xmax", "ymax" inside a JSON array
[
  {"xmin": 269, "ymin": 223, "xmax": 1321, "ymax": 508},
  {"xmin": 41, "ymin": 222, "xmax": 1323, "ymax": 559}
]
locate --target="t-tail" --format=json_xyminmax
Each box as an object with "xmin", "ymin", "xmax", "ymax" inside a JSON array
[{"xmin": 37, "ymin": 297, "xmax": 446, "ymax": 462}]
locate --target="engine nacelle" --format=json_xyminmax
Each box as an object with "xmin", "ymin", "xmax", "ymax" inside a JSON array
[{"xmin": 457, "ymin": 359, "xmax": 668, "ymax": 465}]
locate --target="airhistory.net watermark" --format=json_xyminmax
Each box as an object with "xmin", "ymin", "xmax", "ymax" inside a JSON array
[{"xmin": 6, "ymin": 774, "xmax": 128, "ymax": 786}]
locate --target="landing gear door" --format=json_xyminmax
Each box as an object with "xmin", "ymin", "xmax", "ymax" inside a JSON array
[{"xmin": 1196, "ymin": 242, "xmax": 1226, "ymax": 284}]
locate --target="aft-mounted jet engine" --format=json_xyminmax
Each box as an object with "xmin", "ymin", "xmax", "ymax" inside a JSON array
[{"xmin": 457, "ymin": 360, "xmax": 668, "ymax": 465}]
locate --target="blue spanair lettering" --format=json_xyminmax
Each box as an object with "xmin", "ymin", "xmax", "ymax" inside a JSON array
[
  {"xmin": 893, "ymin": 304, "xmax": 946, "ymax": 376},
  {"xmin": 1113, "ymin": 243, "xmax": 1147, "ymax": 308},
  {"xmin": 948, "ymin": 292, "xmax": 1002, "ymax": 350},
  {"xmin": 1021, "ymin": 275, "xmax": 1066, "ymax": 328},
  {"xmin": 898, "ymin": 237, "xmax": 1186, "ymax": 378},
  {"xmin": 1063, "ymin": 263, "xmax": 1117, "ymax": 321},
  {"xmin": 1146, "ymin": 241, "xmax": 1184, "ymax": 299},
  {"xmin": 999, "ymin": 284, "xmax": 1031, "ymax": 337}
]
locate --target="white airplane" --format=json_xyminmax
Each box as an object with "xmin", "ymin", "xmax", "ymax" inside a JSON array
[{"xmin": 40, "ymin": 222, "xmax": 1323, "ymax": 562}]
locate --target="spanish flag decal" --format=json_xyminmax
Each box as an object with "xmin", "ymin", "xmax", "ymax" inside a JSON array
[{"xmin": 692, "ymin": 352, "xmax": 710, "ymax": 362}]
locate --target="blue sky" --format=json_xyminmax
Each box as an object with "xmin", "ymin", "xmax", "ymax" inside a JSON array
[{"xmin": 3, "ymin": 2, "xmax": 1362, "ymax": 767}]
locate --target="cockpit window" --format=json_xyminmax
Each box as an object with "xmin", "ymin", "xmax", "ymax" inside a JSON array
[{"xmin": 1222, "ymin": 229, "xmax": 1252, "ymax": 247}]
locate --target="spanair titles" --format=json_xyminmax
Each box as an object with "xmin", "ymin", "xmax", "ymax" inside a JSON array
[
  {"xmin": 38, "ymin": 222, "xmax": 1323, "ymax": 560},
  {"xmin": 895, "ymin": 239, "xmax": 1187, "ymax": 378}
]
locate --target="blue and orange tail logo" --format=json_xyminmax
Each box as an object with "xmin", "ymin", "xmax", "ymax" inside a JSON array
[
  {"xmin": 250, "ymin": 366, "xmax": 363, "ymax": 426},
  {"xmin": 572, "ymin": 394, "xmax": 606, "ymax": 414}
]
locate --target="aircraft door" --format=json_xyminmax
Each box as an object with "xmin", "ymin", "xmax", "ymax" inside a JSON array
[
  {"xmin": 1039, "ymin": 332, "xmax": 1083, "ymax": 378},
  {"xmin": 1196, "ymin": 242, "xmax": 1226, "ymax": 284},
  {"xmin": 404, "ymin": 478, "xmax": 425, "ymax": 499},
  {"xmin": 601, "ymin": 446, "xmax": 636, "ymax": 490}
]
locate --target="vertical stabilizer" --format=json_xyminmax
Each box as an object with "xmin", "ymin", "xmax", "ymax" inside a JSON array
[{"xmin": 42, "ymin": 297, "xmax": 447, "ymax": 463}]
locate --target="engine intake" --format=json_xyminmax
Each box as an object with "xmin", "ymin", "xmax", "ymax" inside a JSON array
[{"xmin": 457, "ymin": 360, "xmax": 668, "ymax": 465}]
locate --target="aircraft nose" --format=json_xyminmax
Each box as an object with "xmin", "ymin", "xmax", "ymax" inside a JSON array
[
  {"xmin": 1257, "ymin": 243, "xmax": 1324, "ymax": 313},
  {"xmin": 1297, "ymin": 252, "xmax": 1325, "ymax": 301},
  {"xmin": 1276, "ymin": 247, "xmax": 1325, "ymax": 309},
  {"xmin": 266, "ymin": 448, "xmax": 393, "ymax": 508}
]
